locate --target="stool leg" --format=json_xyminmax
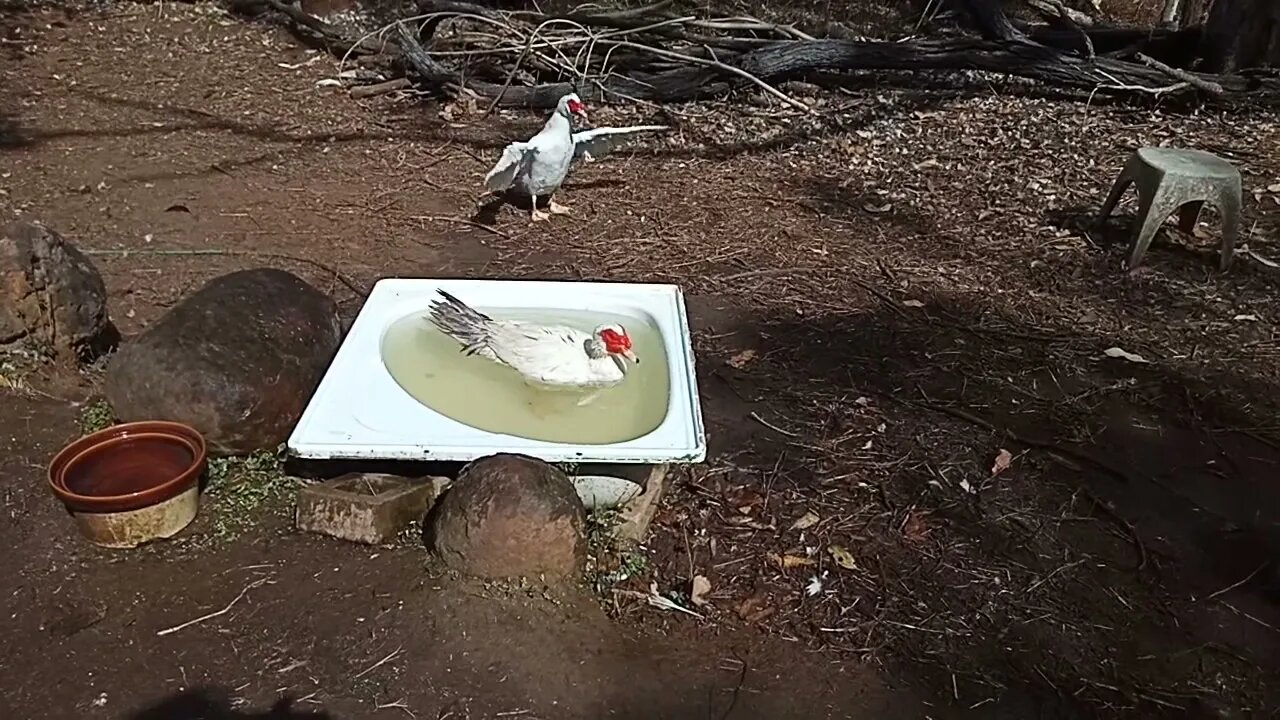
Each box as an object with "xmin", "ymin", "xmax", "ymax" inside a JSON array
[
  {"xmin": 1217, "ymin": 182, "xmax": 1243, "ymax": 271},
  {"xmin": 1177, "ymin": 201, "xmax": 1204, "ymax": 233},
  {"xmin": 1097, "ymin": 157, "xmax": 1140, "ymax": 226},
  {"xmin": 1127, "ymin": 185, "xmax": 1182, "ymax": 270}
]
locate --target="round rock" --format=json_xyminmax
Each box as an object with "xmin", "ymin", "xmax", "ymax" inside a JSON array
[
  {"xmin": 0, "ymin": 221, "xmax": 113, "ymax": 361},
  {"xmin": 430, "ymin": 454, "xmax": 587, "ymax": 582},
  {"xmin": 103, "ymin": 268, "xmax": 342, "ymax": 456}
]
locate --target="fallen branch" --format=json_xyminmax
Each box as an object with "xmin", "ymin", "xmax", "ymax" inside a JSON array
[
  {"xmin": 353, "ymin": 646, "xmax": 405, "ymax": 680},
  {"xmin": 1201, "ymin": 562, "xmax": 1268, "ymax": 601},
  {"xmin": 409, "ymin": 214, "xmax": 514, "ymax": 240},
  {"xmin": 1136, "ymin": 51, "xmax": 1225, "ymax": 94},
  {"xmin": 1027, "ymin": 0, "xmax": 1096, "ymax": 59},
  {"xmin": 1027, "ymin": 0, "xmax": 1096, "ymax": 28},
  {"xmin": 749, "ymin": 411, "xmax": 799, "ymax": 437},
  {"xmin": 156, "ymin": 578, "xmax": 271, "ymax": 636},
  {"xmin": 349, "ymin": 77, "xmax": 412, "ymax": 98}
]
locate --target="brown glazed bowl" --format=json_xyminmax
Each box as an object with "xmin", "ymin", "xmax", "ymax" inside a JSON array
[{"xmin": 48, "ymin": 421, "xmax": 208, "ymax": 514}]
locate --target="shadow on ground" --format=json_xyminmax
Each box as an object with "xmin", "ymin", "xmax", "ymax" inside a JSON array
[
  {"xmin": 675, "ymin": 282, "xmax": 1280, "ymax": 717},
  {"xmin": 16, "ymin": 90, "xmax": 408, "ymax": 148},
  {"xmin": 0, "ymin": 111, "xmax": 31, "ymax": 149},
  {"xmin": 122, "ymin": 689, "xmax": 334, "ymax": 720}
]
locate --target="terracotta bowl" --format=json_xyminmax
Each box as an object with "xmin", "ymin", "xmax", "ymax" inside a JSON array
[{"xmin": 48, "ymin": 421, "xmax": 208, "ymax": 514}]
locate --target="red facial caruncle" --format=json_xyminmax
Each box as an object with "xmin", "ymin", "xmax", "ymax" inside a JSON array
[{"xmin": 599, "ymin": 327, "xmax": 631, "ymax": 355}]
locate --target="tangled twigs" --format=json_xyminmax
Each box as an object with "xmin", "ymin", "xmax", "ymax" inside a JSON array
[
  {"xmin": 241, "ymin": 0, "xmax": 1280, "ymax": 109},
  {"xmin": 250, "ymin": 0, "xmax": 380, "ymax": 54},
  {"xmin": 393, "ymin": 20, "xmax": 454, "ymax": 89},
  {"xmin": 391, "ymin": 18, "xmax": 574, "ymax": 107}
]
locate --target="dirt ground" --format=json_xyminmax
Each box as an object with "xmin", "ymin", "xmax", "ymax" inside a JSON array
[{"xmin": 4, "ymin": 1, "xmax": 1280, "ymax": 719}]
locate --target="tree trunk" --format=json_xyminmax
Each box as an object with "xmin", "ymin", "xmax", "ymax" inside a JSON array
[
  {"xmin": 1201, "ymin": 0, "xmax": 1280, "ymax": 72},
  {"xmin": 1180, "ymin": 0, "xmax": 1207, "ymax": 28},
  {"xmin": 950, "ymin": 0, "xmax": 1025, "ymax": 41}
]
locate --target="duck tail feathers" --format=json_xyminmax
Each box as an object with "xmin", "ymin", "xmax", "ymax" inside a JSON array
[{"xmin": 428, "ymin": 290, "xmax": 494, "ymax": 356}]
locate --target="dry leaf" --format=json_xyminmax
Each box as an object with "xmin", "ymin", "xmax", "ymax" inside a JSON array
[
  {"xmin": 901, "ymin": 511, "xmax": 930, "ymax": 543},
  {"xmin": 726, "ymin": 516, "xmax": 774, "ymax": 531},
  {"xmin": 690, "ymin": 575, "xmax": 711, "ymax": 607},
  {"xmin": 827, "ymin": 545, "xmax": 856, "ymax": 570},
  {"xmin": 736, "ymin": 594, "xmax": 774, "ymax": 624},
  {"xmin": 902, "ymin": 299, "xmax": 925, "ymax": 308},
  {"xmin": 726, "ymin": 349, "xmax": 757, "ymax": 369},
  {"xmin": 777, "ymin": 553, "xmax": 816, "ymax": 569},
  {"xmin": 863, "ymin": 202, "xmax": 892, "ymax": 214},
  {"xmin": 1103, "ymin": 346, "xmax": 1150, "ymax": 364},
  {"xmin": 1267, "ymin": 182, "xmax": 1280, "ymax": 193},
  {"xmin": 790, "ymin": 510, "xmax": 820, "ymax": 530},
  {"xmin": 991, "ymin": 448, "xmax": 1013, "ymax": 476},
  {"xmin": 1234, "ymin": 314, "xmax": 1259, "ymax": 321},
  {"xmin": 645, "ymin": 582, "xmax": 703, "ymax": 618}
]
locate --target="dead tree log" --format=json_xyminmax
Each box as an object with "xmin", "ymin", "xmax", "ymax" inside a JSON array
[
  {"xmin": 238, "ymin": 0, "xmax": 1280, "ymax": 110},
  {"xmin": 723, "ymin": 38, "xmax": 1274, "ymax": 100},
  {"xmin": 1026, "ymin": 25, "xmax": 1202, "ymax": 64},
  {"xmin": 441, "ymin": 38, "xmax": 1280, "ymax": 108}
]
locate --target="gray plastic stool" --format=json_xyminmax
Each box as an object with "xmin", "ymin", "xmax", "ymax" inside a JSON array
[{"xmin": 1096, "ymin": 147, "xmax": 1243, "ymax": 271}]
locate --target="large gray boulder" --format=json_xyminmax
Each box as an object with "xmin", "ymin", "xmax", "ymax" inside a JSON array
[
  {"xmin": 104, "ymin": 268, "xmax": 342, "ymax": 455},
  {"xmin": 0, "ymin": 221, "xmax": 113, "ymax": 360}
]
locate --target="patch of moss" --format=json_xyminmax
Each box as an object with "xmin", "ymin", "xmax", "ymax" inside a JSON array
[
  {"xmin": 203, "ymin": 447, "xmax": 297, "ymax": 542},
  {"xmin": 584, "ymin": 507, "xmax": 649, "ymax": 593},
  {"xmin": 77, "ymin": 398, "xmax": 115, "ymax": 434}
]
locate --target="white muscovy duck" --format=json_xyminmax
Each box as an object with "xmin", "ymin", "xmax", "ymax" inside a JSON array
[
  {"xmin": 427, "ymin": 289, "xmax": 639, "ymax": 395},
  {"xmin": 483, "ymin": 92, "xmax": 669, "ymax": 222}
]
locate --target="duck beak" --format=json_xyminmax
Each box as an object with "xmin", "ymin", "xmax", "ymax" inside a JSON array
[
  {"xmin": 622, "ymin": 348, "xmax": 638, "ymax": 364},
  {"xmin": 575, "ymin": 109, "xmax": 589, "ymax": 124}
]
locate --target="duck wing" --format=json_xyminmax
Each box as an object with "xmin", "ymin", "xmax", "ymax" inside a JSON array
[
  {"xmin": 571, "ymin": 125, "xmax": 669, "ymax": 164},
  {"xmin": 484, "ymin": 141, "xmax": 537, "ymax": 191},
  {"xmin": 487, "ymin": 322, "xmax": 599, "ymax": 387}
]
